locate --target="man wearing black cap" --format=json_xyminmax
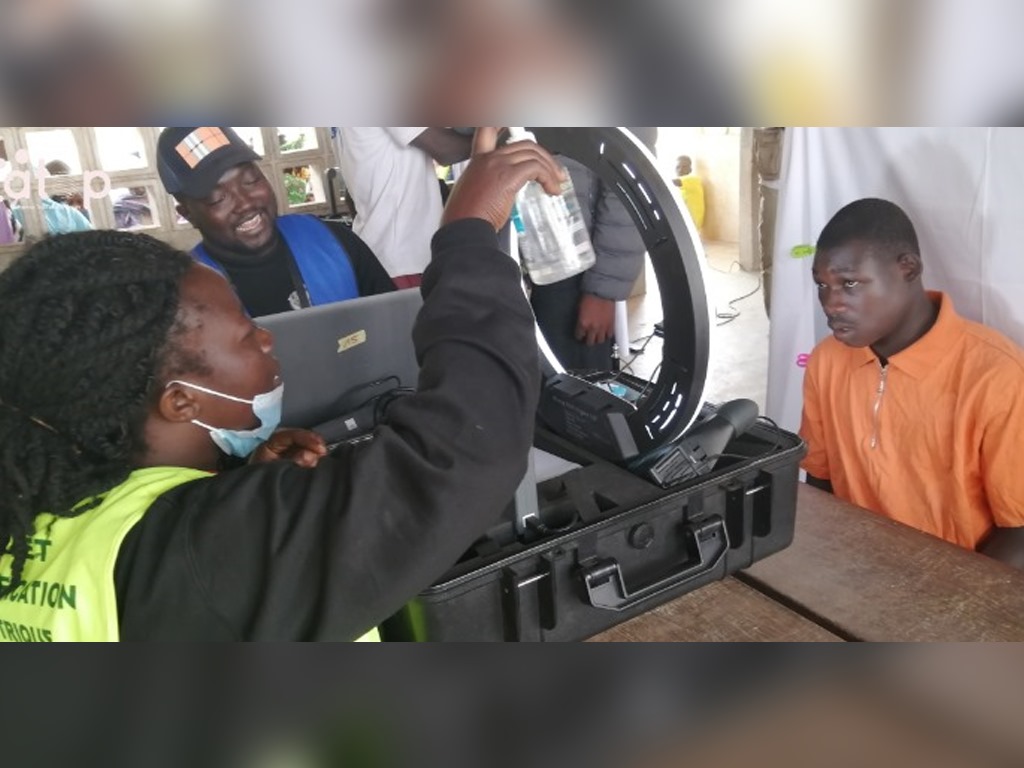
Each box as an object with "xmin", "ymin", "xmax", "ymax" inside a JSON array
[{"xmin": 158, "ymin": 127, "xmax": 394, "ymax": 317}]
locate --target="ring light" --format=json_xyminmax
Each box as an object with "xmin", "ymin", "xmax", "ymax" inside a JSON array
[{"xmin": 528, "ymin": 127, "xmax": 711, "ymax": 461}]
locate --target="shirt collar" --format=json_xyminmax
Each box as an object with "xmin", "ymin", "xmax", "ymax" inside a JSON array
[
  {"xmin": 888, "ymin": 291, "xmax": 964, "ymax": 379},
  {"xmin": 844, "ymin": 292, "xmax": 962, "ymax": 378}
]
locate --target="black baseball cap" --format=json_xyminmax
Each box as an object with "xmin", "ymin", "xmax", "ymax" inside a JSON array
[{"xmin": 157, "ymin": 127, "xmax": 261, "ymax": 199}]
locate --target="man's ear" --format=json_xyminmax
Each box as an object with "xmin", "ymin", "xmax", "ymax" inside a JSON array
[
  {"xmin": 175, "ymin": 199, "xmax": 195, "ymax": 228},
  {"xmin": 157, "ymin": 382, "xmax": 202, "ymax": 423},
  {"xmin": 897, "ymin": 251, "xmax": 923, "ymax": 282}
]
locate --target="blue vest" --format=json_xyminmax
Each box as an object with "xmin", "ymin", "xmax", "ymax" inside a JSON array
[{"xmin": 192, "ymin": 215, "xmax": 360, "ymax": 306}]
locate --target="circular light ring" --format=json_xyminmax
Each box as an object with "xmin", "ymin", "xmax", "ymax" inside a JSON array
[{"xmin": 528, "ymin": 127, "xmax": 711, "ymax": 456}]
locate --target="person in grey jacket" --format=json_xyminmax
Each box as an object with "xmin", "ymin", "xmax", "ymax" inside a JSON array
[{"xmin": 530, "ymin": 127, "xmax": 657, "ymax": 372}]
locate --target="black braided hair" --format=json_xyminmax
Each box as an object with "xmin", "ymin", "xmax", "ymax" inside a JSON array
[{"xmin": 0, "ymin": 230, "xmax": 194, "ymax": 596}]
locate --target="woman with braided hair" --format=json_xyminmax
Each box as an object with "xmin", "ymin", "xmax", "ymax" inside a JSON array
[{"xmin": 0, "ymin": 128, "xmax": 559, "ymax": 641}]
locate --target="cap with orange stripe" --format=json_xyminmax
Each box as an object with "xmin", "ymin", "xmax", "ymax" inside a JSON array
[{"xmin": 157, "ymin": 127, "xmax": 261, "ymax": 199}]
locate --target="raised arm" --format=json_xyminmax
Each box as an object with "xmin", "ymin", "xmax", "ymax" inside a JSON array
[
  {"xmin": 411, "ymin": 128, "xmax": 474, "ymax": 166},
  {"xmin": 119, "ymin": 129, "xmax": 566, "ymax": 640}
]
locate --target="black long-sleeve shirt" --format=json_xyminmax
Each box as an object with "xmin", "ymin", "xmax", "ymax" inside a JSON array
[
  {"xmin": 114, "ymin": 219, "xmax": 540, "ymax": 640},
  {"xmin": 199, "ymin": 217, "xmax": 396, "ymax": 316}
]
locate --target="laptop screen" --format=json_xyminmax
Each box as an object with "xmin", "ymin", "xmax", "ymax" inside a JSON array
[{"xmin": 258, "ymin": 289, "xmax": 422, "ymax": 429}]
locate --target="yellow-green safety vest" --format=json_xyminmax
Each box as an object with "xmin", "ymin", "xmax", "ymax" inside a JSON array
[{"xmin": 0, "ymin": 466, "xmax": 379, "ymax": 642}]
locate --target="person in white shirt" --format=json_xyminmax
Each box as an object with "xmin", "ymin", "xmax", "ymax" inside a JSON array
[{"xmin": 336, "ymin": 128, "xmax": 472, "ymax": 287}]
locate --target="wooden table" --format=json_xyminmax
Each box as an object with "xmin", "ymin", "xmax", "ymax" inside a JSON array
[{"xmin": 591, "ymin": 484, "xmax": 1024, "ymax": 641}]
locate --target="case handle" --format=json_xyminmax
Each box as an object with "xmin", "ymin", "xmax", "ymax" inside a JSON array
[{"xmin": 581, "ymin": 516, "xmax": 728, "ymax": 611}]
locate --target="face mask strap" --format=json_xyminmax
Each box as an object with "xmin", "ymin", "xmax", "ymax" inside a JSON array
[
  {"xmin": 190, "ymin": 417, "xmax": 224, "ymax": 433},
  {"xmin": 165, "ymin": 379, "xmax": 254, "ymax": 405},
  {"xmin": 189, "ymin": 384, "xmax": 283, "ymax": 437},
  {"xmin": 190, "ymin": 388, "xmax": 283, "ymax": 458}
]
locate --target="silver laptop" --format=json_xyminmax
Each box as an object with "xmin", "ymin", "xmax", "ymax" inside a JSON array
[{"xmin": 258, "ymin": 288, "xmax": 422, "ymax": 430}]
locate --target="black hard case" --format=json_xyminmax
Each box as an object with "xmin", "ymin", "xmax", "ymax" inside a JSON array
[{"xmin": 382, "ymin": 412, "xmax": 805, "ymax": 642}]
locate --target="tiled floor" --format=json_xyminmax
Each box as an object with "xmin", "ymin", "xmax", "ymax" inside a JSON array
[{"xmin": 623, "ymin": 240, "xmax": 770, "ymax": 414}]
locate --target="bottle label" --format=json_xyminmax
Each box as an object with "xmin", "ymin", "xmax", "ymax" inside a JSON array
[
  {"xmin": 510, "ymin": 203, "xmax": 526, "ymax": 235},
  {"xmin": 514, "ymin": 178, "xmax": 596, "ymax": 284}
]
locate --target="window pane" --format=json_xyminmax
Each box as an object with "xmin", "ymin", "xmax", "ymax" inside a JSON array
[
  {"xmin": 24, "ymin": 129, "xmax": 82, "ymax": 175},
  {"xmin": 12, "ymin": 196, "xmax": 93, "ymax": 235},
  {"xmin": 45, "ymin": 174, "xmax": 87, "ymax": 216},
  {"xmin": 277, "ymin": 127, "xmax": 318, "ymax": 153},
  {"xmin": 282, "ymin": 164, "xmax": 325, "ymax": 207},
  {"xmin": 232, "ymin": 127, "xmax": 265, "ymax": 156},
  {"xmin": 112, "ymin": 186, "xmax": 159, "ymax": 230},
  {"xmin": 94, "ymin": 127, "xmax": 147, "ymax": 171}
]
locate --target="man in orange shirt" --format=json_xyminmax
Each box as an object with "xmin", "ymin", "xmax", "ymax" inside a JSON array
[{"xmin": 800, "ymin": 197, "xmax": 1024, "ymax": 568}]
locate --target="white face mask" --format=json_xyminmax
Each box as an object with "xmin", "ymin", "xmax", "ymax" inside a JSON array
[{"xmin": 166, "ymin": 380, "xmax": 284, "ymax": 457}]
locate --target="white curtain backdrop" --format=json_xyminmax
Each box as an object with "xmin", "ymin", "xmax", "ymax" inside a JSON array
[{"xmin": 766, "ymin": 128, "xmax": 1024, "ymax": 432}]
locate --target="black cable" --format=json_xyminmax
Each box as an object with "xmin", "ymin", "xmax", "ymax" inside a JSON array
[
  {"xmin": 754, "ymin": 415, "xmax": 784, "ymax": 453},
  {"xmin": 319, "ymin": 378, "xmax": 415, "ymax": 443},
  {"xmin": 628, "ymin": 328, "xmax": 659, "ymax": 354},
  {"xmin": 633, "ymin": 361, "xmax": 661, "ymax": 403},
  {"xmin": 706, "ymin": 452, "xmax": 764, "ymax": 464},
  {"xmin": 605, "ymin": 328, "xmax": 658, "ymax": 379},
  {"xmin": 373, "ymin": 387, "xmax": 415, "ymax": 424}
]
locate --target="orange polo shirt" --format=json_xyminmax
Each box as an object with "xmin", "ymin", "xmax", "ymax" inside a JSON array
[{"xmin": 800, "ymin": 291, "xmax": 1024, "ymax": 549}]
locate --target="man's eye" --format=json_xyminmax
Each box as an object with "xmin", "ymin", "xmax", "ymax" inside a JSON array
[{"xmin": 843, "ymin": 280, "xmax": 860, "ymax": 288}]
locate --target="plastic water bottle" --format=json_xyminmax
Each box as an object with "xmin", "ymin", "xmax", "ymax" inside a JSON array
[{"xmin": 509, "ymin": 128, "xmax": 596, "ymax": 285}]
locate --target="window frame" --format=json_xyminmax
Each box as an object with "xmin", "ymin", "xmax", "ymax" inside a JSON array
[{"xmin": 0, "ymin": 126, "xmax": 337, "ymax": 265}]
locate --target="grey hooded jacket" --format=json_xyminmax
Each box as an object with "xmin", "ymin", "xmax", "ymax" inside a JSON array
[{"xmin": 562, "ymin": 126, "xmax": 658, "ymax": 302}]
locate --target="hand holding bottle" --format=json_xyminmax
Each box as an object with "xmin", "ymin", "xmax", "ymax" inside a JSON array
[
  {"xmin": 441, "ymin": 127, "xmax": 566, "ymax": 231},
  {"xmin": 506, "ymin": 127, "xmax": 597, "ymax": 285}
]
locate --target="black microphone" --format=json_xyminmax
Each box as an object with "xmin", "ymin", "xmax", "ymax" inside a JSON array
[{"xmin": 641, "ymin": 399, "xmax": 759, "ymax": 487}]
